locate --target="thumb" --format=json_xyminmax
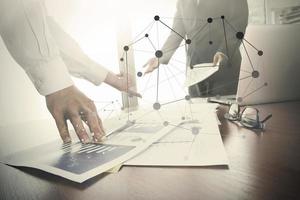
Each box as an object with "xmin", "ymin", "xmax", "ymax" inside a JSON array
[
  {"xmin": 142, "ymin": 62, "xmax": 149, "ymax": 68},
  {"xmin": 116, "ymin": 72, "xmax": 124, "ymax": 78},
  {"xmin": 128, "ymin": 89, "xmax": 142, "ymax": 98},
  {"xmin": 213, "ymin": 54, "xmax": 219, "ymax": 66}
]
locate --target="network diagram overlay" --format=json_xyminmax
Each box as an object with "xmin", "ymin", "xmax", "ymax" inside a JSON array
[{"xmin": 96, "ymin": 14, "xmax": 267, "ymax": 135}]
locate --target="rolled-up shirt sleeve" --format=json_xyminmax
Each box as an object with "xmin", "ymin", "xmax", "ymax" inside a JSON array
[
  {"xmin": 0, "ymin": 0, "xmax": 73, "ymax": 96},
  {"xmin": 46, "ymin": 16, "xmax": 109, "ymax": 85},
  {"xmin": 160, "ymin": 0, "xmax": 186, "ymax": 65}
]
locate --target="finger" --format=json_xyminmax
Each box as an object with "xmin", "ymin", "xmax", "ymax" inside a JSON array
[
  {"xmin": 116, "ymin": 72, "xmax": 124, "ymax": 78},
  {"xmin": 218, "ymin": 55, "xmax": 224, "ymax": 64},
  {"xmin": 213, "ymin": 55, "xmax": 218, "ymax": 66},
  {"xmin": 80, "ymin": 111, "xmax": 88, "ymax": 123},
  {"xmin": 128, "ymin": 89, "xmax": 142, "ymax": 98},
  {"xmin": 125, "ymin": 75, "xmax": 132, "ymax": 85},
  {"xmin": 86, "ymin": 111, "xmax": 105, "ymax": 142},
  {"xmin": 69, "ymin": 114, "xmax": 89, "ymax": 143},
  {"xmin": 143, "ymin": 58, "xmax": 156, "ymax": 67},
  {"xmin": 96, "ymin": 114, "xmax": 106, "ymax": 136},
  {"xmin": 142, "ymin": 62, "xmax": 149, "ymax": 68},
  {"xmin": 144, "ymin": 67, "xmax": 154, "ymax": 75},
  {"xmin": 87, "ymin": 102, "xmax": 106, "ymax": 137},
  {"xmin": 54, "ymin": 114, "xmax": 71, "ymax": 143}
]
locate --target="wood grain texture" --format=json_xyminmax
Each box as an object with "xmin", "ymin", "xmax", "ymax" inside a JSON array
[{"xmin": 1, "ymin": 101, "xmax": 300, "ymax": 200}]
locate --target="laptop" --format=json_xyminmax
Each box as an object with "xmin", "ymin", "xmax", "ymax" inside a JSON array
[{"xmin": 209, "ymin": 24, "xmax": 300, "ymax": 105}]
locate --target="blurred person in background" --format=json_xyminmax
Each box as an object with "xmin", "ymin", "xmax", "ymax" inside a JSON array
[{"xmin": 144, "ymin": 0, "xmax": 249, "ymax": 97}]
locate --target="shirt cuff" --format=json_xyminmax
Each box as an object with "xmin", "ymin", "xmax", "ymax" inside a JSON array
[
  {"xmin": 24, "ymin": 57, "xmax": 73, "ymax": 96},
  {"xmin": 84, "ymin": 60, "xmax": 109, "ymax": 86}
]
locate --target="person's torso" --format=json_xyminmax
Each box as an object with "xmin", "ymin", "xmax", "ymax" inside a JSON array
[{"xmin": 177, "ymin": 0, "xmax": 249, "ymax": 65}]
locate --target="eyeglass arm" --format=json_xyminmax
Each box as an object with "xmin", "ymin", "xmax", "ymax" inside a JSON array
[{"xmin": 261, "ymin": 114, "xmax": 272, "ymax": 123}]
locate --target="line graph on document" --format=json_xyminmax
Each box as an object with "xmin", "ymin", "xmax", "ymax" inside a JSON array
[{"xmin": 151, "ymin": 120, "xmax": 212, "ymax": 160}]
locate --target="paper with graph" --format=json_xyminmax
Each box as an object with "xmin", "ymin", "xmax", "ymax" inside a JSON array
[
  {"xmin": 126, "ymin": 103, "xmax": 229, "ymax": 166},
  {"xmin": 0, "ymin": 101, "xmax": 228, "ymax": 183},
  {"xmin": 0, "ymin": 115, "xmax": 177, "ymax": 183}
]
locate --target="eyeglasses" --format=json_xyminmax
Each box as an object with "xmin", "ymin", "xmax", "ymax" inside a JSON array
[{"xmin": 224, "ymin": 103, "xmax": 272, "ymax": 129}]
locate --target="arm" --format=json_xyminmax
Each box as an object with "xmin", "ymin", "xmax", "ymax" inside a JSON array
[
  {"xmin": 160, "ymin": 0, "xmax": 186, "ymax": 65},
  {"xmin": 144, "ymin": 0, "xmax": 186, "ymax": 74},
  {"xmin": 0, "ymin": 1, "xmax": 73, "ymax": 96},
  {"xmin": 46, "ymin": 16, "xmax": 109, "ymax": 86},
  {"xmin": 46, "ymin": 16, "xmax": 140, "ymax": 97},
  {"xmin": 0, "ymin": 0, "xmax": 105, "ymax": 143}
]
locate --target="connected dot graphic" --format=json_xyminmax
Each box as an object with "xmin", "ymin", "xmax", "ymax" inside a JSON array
[
  {"xmin": 153, "ymin": 102, "xmax": 161, "ymax": 110},
  {"xmin": 123, "ymin": 46, "xmax": 129, "ymax": 51},
  {"xmin": 155, "ymin": 50, "xmax": 163, "ymax": 58},
  {"xmin": 191, "ymin": 127, "xmax": 200, "ymax": 135},
  {"xmin": 236, "ymin": 32, "xmax": 244, "ymax": 40},
  {"xmin": 114, "ymin": 13, "xmax": 267, "ymax": 136},
  {"xmin": 137, "ymin": 72, "xmax": 143, "ymax": 77},
  {"xmin": 154, "ymin": 15, "xmax": 160, "ymax": 21},
  {"xmin": 207, "ymin": 17, "xmax": 213, "ymax": 23},
  {"xmin": 185, "ymin": 95, "xmax": 191, "ymax": 101},
  {"xmin": 163, "ymin": 121, "xmax": 169, "ymax": 127},
  {"xmin": 120, "ymin": 14, "xmax": 266, "ymax": 109},
  {"xmin": 252, "ymin": 71, "xmax": 260, "ymax": 79}
]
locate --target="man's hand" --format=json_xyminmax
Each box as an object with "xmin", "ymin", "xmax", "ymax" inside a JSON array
[
  {"xmin": 46, "ymin": 86, "xmax": 105, "ymax": 143},
  {"xmin": 104, "ymin": 72, "xmax": 142, "ymax": 98},
  {"xmin": 213, "ymin": 52, "xmax": 227, "ymax": 66},
  {"xmin": 143, "ymin": 57, "xmax": 159, "ymax": 75}
]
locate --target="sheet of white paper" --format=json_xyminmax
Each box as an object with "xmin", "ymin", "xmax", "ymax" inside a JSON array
[
  {"xmin": 185, "ymin": 63, "xmax": 219, "ymax": 87},
  {"xmin": 0, "ymin": 111, "xmax": 179, "ymax": 183},
  {"xmin": 125, "ymin": 102, "xmax": 229, "ymax": 167}
]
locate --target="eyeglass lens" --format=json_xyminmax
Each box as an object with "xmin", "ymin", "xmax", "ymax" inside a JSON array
[
  {"xmin": 228, "ymin": 103, "xmax": 239, "ymax": 120},
  {"xmin": 241, "ymin": 107, "xmax": 260, "ymax": 128}
]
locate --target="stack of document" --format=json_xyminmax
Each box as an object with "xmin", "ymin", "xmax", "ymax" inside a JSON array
[
  {"xmin": 125, "ymin": 102, "xmax": 228, "ymax": 167},
  {"xmin": 0, "ymin": 100, "xmax": 229, "ymax": 183}
]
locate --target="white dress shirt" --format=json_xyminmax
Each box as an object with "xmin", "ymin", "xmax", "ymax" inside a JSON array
[{"xmin": 0, "ymin": 0, "xmax": 108, "ymax": 96}]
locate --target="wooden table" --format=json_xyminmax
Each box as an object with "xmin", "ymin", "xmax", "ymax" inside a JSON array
[{"xmin": 0, "ymin": 101, "xmax": 299, "ymax": 200}]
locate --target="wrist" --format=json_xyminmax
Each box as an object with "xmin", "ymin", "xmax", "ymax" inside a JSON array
[
  {"xmin": 216, "ymin": 52, "xmax": 228, "ymax": 61},
  {"xmin": 104, "ymin": 72, "xmax": 120, "ymax": 90}
]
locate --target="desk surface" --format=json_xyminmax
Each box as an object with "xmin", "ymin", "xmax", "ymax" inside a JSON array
[{"xmin": 0, "ymin": 101, "xmax": 300, "ymax": 200}]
